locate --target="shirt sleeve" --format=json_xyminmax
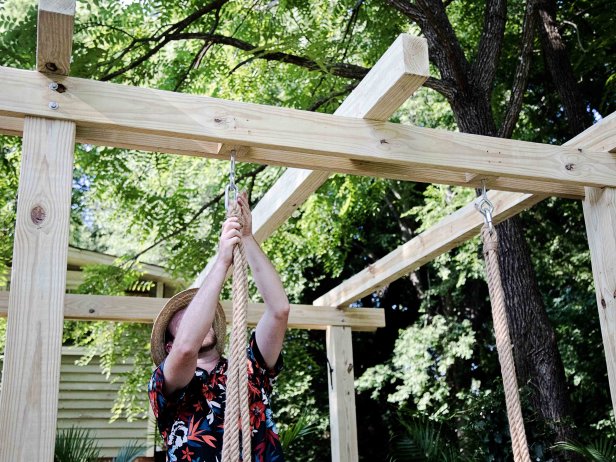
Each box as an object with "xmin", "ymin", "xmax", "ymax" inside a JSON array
[
  {"xmin": 248, "ymin": 331, "xmax": 283, "ymax": 381},
  {"xmin": 147, "ymin": 359, "xmax": 188, "ymax": 419}
]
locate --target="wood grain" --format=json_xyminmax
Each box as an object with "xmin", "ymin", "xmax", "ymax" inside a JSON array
[
  {"xmin": 326, "ymin": 326, "xmax": 358, "ymax": 462},
  {"xmin": 0, "ymin": 291, "xmax": 385, "ymax": 331},
  {"xmin": 37, "ymin": 0, "xmax": 76, "ymax": 75},
  {"xmin": 0, "ymin": 66, "xmax": 612, "ymax": 189},
  {"xmin": 0, "ymin": 117, "xmax": 75, "ymax": 461},
  {"xmin": 582, "ymin": 186, "xmax": 616, "ymax": 414}
]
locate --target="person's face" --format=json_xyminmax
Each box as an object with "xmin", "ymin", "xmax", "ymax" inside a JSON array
[{"xmin": 165, "ymin": 309, "xmax": 218, "ymax": 355}]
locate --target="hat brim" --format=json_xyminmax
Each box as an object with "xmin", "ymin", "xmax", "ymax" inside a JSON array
[{"xmin": 150, "ymin": 288, "xmax": 226, "ymax": 366}]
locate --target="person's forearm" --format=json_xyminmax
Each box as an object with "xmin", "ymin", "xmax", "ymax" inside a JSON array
[
  {"xmin": 173, "ymin": 257, "xmax": 228, "ymax": 354},
  {"xmin": 242, "ymin": 235, "xmax": 289, "ymax": 314}
]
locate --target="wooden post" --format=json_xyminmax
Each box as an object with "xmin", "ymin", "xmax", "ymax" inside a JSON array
[
  {"xmin": 37, "ymin": 0, "xmax": 76, "ymax": 76},
  {"xmin": 326, "ymin": 326, "xmax": 358, "ymax": 462},
  {"xmin": 0, "ymin": 117, "xmax": 75, "ymax": 461},
  {"xmin": 583, "ymin": 186, "xmax": 616, "ymax": 413}
]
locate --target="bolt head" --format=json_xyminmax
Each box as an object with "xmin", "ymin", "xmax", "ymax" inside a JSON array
[
  {"xmin": 48, "ymin": 101, "xmax": 59, "ymax": 110},
  {"xmin": 49, "ymin": 82, "xmax": 59, "ymax": 91}
]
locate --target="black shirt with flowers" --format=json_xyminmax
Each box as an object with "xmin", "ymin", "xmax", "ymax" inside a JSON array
[{"xmin": 148, "ymin": 332, "xmax": 284, "ymax": 462}]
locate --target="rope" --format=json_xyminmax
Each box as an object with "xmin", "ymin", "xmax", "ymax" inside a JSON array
[
  {"xmin": 481, "ymin": 225, "xmax": 531, "ymax": 462},
  {"xmin": 221, "ymin": 203, "xmax": 251, "ymax": 462}
]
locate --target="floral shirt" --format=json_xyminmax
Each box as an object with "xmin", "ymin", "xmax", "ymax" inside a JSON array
[{"xmin": 149, "ymin": 333, "xmax": 284, "ymax": 462}]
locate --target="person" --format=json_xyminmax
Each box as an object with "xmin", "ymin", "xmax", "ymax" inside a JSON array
[{"xmin": 148, "ymin": 191, "xmax": 289, "ymax": 462}]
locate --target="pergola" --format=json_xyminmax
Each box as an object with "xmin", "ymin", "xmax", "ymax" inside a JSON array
[{"xmin": 0, "ymin": 1, "xmax": 614, "ymax": 461}]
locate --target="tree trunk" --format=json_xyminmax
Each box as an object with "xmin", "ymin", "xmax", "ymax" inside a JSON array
[
  {"xmin": 454, "ymin": 98, "xmax": 576, "ymax": 459},
  {"xmin": 535, "ymin": 0, "xmax": 590, "ymax": 136},
  {"xmin": 496, "ymin": 216, "xmax": 578, "ymax": 446}
]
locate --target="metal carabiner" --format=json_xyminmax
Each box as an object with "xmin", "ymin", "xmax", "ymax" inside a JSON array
[
  {"xmin": 225, "ymin": 150, "xmax": 238, "ymax": 211},
  {"xmin": 475, "ymin": 180, "xmax": 495, "ymax": 233}
]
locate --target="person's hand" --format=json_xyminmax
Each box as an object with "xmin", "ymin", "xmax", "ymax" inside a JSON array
[
  {"xmin": 218, "ymin": 216, "xmax": 242, "ymax": 267},
  {"xmin": 237, "ymin": 191, "xmax": 253, "ymax": 239}
]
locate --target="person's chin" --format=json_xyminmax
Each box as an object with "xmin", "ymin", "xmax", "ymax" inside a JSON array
[{"xmin": 198, "ymin": 343, "xmax": 216, "ymax": 355}]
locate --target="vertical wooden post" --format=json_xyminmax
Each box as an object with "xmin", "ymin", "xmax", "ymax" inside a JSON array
[
  {"xmin": 583, "ymin": 186, "xmax": 616, "ymax": 413},
  {"xmin": 326, "ymin": 325, "xmax": 358, "ymax": 462},
  {"xmin": 0, "ymin": 117, "xmax": 75, "ymax": 461}
]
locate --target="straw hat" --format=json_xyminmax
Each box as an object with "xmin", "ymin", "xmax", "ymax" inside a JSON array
[{"xmin": 150, "ymin": 288, "xmax": 227, "ymax": 366}]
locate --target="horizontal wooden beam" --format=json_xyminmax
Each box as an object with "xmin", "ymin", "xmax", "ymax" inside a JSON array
[
  {"xmin": 36, "ymin": 0, "xmax": 76, "ymax": 76},
  {"xmin": 0, "ymin": 291, "xmax": 384, "ymax": 331},
  {"xmin": 0, "ymin": 115, "xmax": 221, "ymax": 157},
  {"xmin": 0, "ymin": 114, "xmax": 586, "ymax": 199},
  {"xmin": 0, "ymin": 66, "xmax": 614, "ymax": 191},
  {"xmin": 314, "ymin": 111, "xmax": 616, "ymax": 307},
  {"xmin": 314, "ymin": 191, "xmax": 543, "ymax": 307}
]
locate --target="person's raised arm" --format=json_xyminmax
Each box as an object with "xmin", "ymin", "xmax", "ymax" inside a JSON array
[
  {"xmin": 162, "ymin": 217, "xmax": 241, "ymax": 395},
  {"xmin": 237, "ymin": 192, "xmax": 290, "ymax": 369}
]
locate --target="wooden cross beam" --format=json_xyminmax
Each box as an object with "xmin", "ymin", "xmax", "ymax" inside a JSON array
[
  {"xmin": 313, "ymin": 111, "xmax": 616, "ymax": 308},
  {"xmin": 314, "ymin": 190, "xmax": 543, "ymax": 307},
  {"xmin": 0, "ymin": 291, "xmax": 385, "ymax": 331},
  {"xmin": 0, "ymin": 66, "xmax": 614, "ymax": 193}
]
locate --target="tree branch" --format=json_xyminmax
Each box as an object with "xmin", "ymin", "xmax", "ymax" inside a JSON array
[
  {"xmin": 499, "ymin": 0, "xmax": 538, "ymax": 138},
  {"xmin": 471, "ymin": 0, "xmax": 507, "ymax": 92},
  {"xmin": 423, "ymin": 76, "xmax": 455, "ymax": 99},
  {"xmin": 173, "ymin": 33, "xmax": 369, "ymax": 79},
  {"xmin": 388, "ymin": 0, "xmax": 470, "ymax": 95},
  {"xmin": 308, "ymin": 83, "xmax": 358, "ymax": 112},
  {"xmin": 101, "ymin": 0, "xmax": 230, "ymax": 81},
  {"xmin": 535, "ymin": 0, "xmax": 589, "ymax": 135}
]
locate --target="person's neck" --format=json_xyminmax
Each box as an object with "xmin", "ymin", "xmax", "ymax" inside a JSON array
[{"xmin": 196, "ymin": 350, "xmax": 221, "ymax": 373}]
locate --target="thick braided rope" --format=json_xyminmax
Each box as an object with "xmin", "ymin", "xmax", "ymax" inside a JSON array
[
  {"xmin": 481, "ymin": 226, "xmax": 531, "ymax": 462},
  {"xmin": 222, "ymin": 204, "xmax": 251, "ymax": 462}
]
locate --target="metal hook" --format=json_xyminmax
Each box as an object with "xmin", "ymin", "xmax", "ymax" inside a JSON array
[
  {"xmin": 224, "ymin": 150, "xmax": 238, "ymax": 211},
  {"xmin": 475, "ymin": 180, "xmax": 494, "ymax": 233}
]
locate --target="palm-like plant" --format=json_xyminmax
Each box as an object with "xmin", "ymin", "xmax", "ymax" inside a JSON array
[
  {"xmin": 113, "ymin": 441, "xmax": 147, "ymax": 462},
  {"xmin": 553, "ymin": 438, "xmax": 616, "ymax": 462},
  {"xmin": 55, "ymin": 426, "xmax": 102, "ymax": 462},
  {"xmin": 388, "ymin": 414, "xmax": 466, "ymax": 462},
  {"xmin": 278, "ymin": 413, "xmax": 319, "ymax": 449}
]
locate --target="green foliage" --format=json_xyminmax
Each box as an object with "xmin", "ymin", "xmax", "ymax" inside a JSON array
[
  {"xmin": 113, "ymin": 441, "xmax": 146, "ymax": 462},
  {"xmin": 54, "ymin": 426, "xmax": 102, "ymax": 462},
  {"xmin": 278, "ymin": 413, "xmax": 320, "ymax": 451},
  {"xmin": 357, "ymin": 314, "xmax": 475, "ymax": 412},
  {"xmin": 388, "ymin": 412, "xmax": 465, "ymax": 462},
  {"xmin": 62, "ymin": 265, "xmax": 154, "ymax": 422},
  {"xmin": 553, "ymin": 436, "xmax": 616, "ymax": 462}
]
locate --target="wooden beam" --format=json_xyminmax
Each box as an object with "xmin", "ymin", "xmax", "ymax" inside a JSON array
[
  {"xmin": 192, "ymin": 35, "xmax": 429, "ymax": 288},
  {"xmin": 0, "ymin": 66, "xmax": 614, "ymax": 190},
  {"xmin": 314, "ymin": 111, "xmax": 616, "ymax": 307},
  {"xmin": 326, "ymin": 326, "xmax": 358, "ymax": 462},
  {"xmin": 0, "ymin": 291, "xmax": 385, "ymax": 331},
  {"xmin": 0, "ymin": 117, "xmax": 75, "ymax": 461},
  {"xmin": 0, "ymin": 115, "xmax": 221, "ymax": 157},
  {"xmin": 0, "ymin": 114, "xmax": 585, "ymax": 198},
  {"xmin": 37, "ymin": 0, "xmax": 76, "ymax": 75},
  {"xmin": 244, "ymin": 146, "xmax": 586, "ymax": 199},
  {"xmin": 583, "ymin": 186, "xmax": 616, "ymax": 414},
  {"xmin": 314, "ymin": 191, "xmax": 543, "ymax": 307}
]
